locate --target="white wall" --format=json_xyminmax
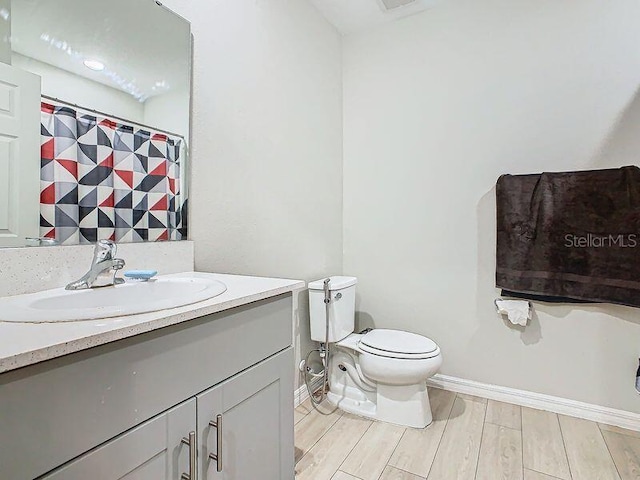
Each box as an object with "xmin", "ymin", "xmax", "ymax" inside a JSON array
[
  {"xmin": 13, "ymin": 53, "xmax": 145, "ymax": 123},
  {"xmin": 160, "ymin": 0, "xmax": 344, "ymax": 388},
  {"xmin": 343, "ymin": 0, "xmax": 640, "ymax": 412}
]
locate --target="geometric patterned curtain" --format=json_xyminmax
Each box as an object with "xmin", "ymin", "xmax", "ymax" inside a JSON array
[{"xmin": 39, "ymin": 102, "xmax": 185, "ymax": 245}]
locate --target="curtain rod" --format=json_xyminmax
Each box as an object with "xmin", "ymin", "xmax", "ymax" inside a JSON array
[{"xmin": 41, "ymin": 94, "xmax": 187, "ymax": 140}]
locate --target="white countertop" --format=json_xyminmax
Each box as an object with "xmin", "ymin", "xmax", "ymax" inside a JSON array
[{"xmin": 0, "ymin": 272, "xmax": 305, "ymax": 374}]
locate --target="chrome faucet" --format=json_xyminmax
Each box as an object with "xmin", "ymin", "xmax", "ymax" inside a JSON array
[{"xmin": 66, "ymin": 240, "xmax": 126, "ymax": 290}]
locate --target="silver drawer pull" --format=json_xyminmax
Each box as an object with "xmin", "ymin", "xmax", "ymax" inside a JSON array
[
  {"xmin": 208, "ymin": 414, "xmax": 223, "ymax": 472},
  {"xmin": 181, "ymin": 431, "xmax": 197, "ymax": 480}
]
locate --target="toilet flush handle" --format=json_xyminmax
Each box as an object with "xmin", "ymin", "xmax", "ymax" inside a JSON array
[{"xmin": 335, "ymin": 293, "xmax": 342, "ymax": 300}]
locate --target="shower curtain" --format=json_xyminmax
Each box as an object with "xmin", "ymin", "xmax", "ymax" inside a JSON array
[{"xmin": 39, "ymin": 102, "xmax": 186, "ymax": 245}]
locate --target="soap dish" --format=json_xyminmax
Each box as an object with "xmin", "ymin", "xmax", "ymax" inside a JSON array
[{"xmin": 124, "ymin": 270, "xmax": 158, "ymax": 281}]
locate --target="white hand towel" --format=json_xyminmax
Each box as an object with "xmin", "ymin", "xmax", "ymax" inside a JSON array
[{"xmin": 496, "ymin": 299, "xmax": 531, "ymax": 326}]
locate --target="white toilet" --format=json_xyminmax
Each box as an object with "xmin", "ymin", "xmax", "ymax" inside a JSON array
[{"xmin": 308, "ymin": 276, "xmax": 442, "ymax": 428}]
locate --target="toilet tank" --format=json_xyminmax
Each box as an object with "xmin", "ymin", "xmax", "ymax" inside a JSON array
[{"xmin": 308, "ymin": 276, "xmax": 357, "ymax": 343}]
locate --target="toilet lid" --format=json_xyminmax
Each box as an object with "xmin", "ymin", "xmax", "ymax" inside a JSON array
[{"xmin": 359, "ymin": 329, "xmax": 438, "ymax": 357}]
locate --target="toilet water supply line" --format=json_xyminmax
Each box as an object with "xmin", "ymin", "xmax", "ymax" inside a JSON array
[
  {"xmin": 339, "ymin": 357, "xmax": 376, "ymax": 392},
  {"xmin": 319, "ymin": 278, "xmax": 332, "ymax": 402},
  {"xmin": 304, "ymin": 278, "xmax": 332, "ymax": 407}
]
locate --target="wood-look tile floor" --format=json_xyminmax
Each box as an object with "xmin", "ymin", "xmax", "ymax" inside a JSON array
[{"xmin": 294, "ymin": 387, "xmax": 640, "ymax": 480}]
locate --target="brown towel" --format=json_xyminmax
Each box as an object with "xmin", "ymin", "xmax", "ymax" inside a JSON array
[{"xmin": 496, "ymin": 165, "xmax": 640, "ymax": 307}]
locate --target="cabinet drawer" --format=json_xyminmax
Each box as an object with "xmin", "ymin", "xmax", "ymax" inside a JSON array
[{"xmin": 0, "ymin": 294, "xmax": 292, "ymax": 479}]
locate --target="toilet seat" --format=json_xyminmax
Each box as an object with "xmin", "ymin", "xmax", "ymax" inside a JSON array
[{"xmin": 358, "ymin": 329, "xmax": 440, "ymax": 360}]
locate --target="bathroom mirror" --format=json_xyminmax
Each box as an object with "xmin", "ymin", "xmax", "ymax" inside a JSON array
[{"xmin": 0, "ymin": 0, "xmax": 190, "ymax": 247}]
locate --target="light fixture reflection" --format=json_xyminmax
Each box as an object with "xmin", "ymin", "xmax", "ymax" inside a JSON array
[
  {"xmin": 40, "ymin": 33, "xmax": 148, "ymax": 102},
  {"xmin": 83, "ymin": 59, "xmax": 105, "ymax": 71}
]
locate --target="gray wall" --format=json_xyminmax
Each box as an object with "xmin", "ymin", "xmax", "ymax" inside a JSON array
[
  {"xmin": 161, "ymin": 0, "xmax": 344, "ymax": 389},
  {"xmin": 343, "ymin": 0, "xmax": 640, "ymax": 412}
]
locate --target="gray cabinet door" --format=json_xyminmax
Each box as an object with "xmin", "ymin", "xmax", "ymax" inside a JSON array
[
  {"xmin": 197, "ymin": 348, "xmax": 294, "ymax": 480},
  {"xmin": 41, "ymin": 398, "xmax": 197, "ymax": 480}
]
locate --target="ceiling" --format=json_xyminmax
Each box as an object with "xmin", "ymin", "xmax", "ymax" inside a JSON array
[
  {"xmin": 310, "ymin": 0, "xmax": 441, "ymax": 35},
  {"xmin": 10, "ymin": 0, "xmax": 191, "ymax": 102}
]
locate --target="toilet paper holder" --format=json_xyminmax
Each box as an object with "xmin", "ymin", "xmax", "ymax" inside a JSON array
[{"xmin": 494, "ymin": 297, "xmax": 532, "ymax": 312}]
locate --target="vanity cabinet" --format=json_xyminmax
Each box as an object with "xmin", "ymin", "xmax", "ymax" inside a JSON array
[
  {"xmin": 0, "ymin": 293, "xmax": 295, "ymax": 480},
  {"xmin": 41, "ymin": 349, "xmax": 293, "ymax": 480}
]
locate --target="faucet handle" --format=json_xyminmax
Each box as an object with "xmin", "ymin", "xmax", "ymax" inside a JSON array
[{"xmin": 94, "ymin": 239, "xmax": 117, "ymax": 262}]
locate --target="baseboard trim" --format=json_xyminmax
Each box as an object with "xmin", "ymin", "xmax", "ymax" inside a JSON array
[
  {"xmin": 428, "ymin": 374, "xmax": 640, "ymax": 432},
  {"xmin": 294, "ymin": 384, "xmax": 309, "ymax": 408},
  {"xmin": 294, "ymin": 378, "xmax": 324, "ymax": 408}
]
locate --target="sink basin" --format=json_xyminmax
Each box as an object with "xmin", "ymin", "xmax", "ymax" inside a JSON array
[{"xmin": 0, "ymin": 273, "xmax": 227, "ymax": 323}]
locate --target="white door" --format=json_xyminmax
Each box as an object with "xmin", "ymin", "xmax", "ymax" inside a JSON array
[{"xmin": 0, "ymin": 62, "xmax": 41, "ymax": 247}]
